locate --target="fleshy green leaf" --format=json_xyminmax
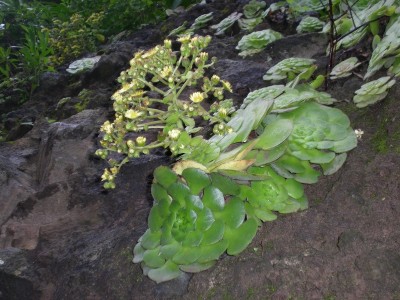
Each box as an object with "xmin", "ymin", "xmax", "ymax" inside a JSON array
[
  {"xmin": 159, "ymin": 241, "xmax": 181, "ymax": 259},
  {"xmin": 255, "ymin": 119, "xmax": 293, "ymax": 150},
  {"xmin": 151, "ymin": 183, "xmax": 171, "ymax": 204},
  {"xmin": 196, "ymin": 207, "xmax": 215, "ymax": 231},
  {"xmin": 140, "ymin": 229, "xmax": 162, "ymax": 250},
  {"xmin": 154, "ymin": 166, "xmax": 178, "ymax": 189},
  {"xmin": 179, "ymin": 261, "xmax": 216, "ymax": 273},
  {"xmin": 202, "ymin": 220, "xmax": 225, "ymax": 245},
  {"xmin": 182, "ymin": 230, "xmax": 204, "ymax": 247},
  {"xmin": 217, "ymin": 197, "xmax": 245, "ymax": 229},
  {"xmin": 167, "ymin": 182, "xmax": 192, "ymax": 206},
  {"xmin": 172, "ymin": 247, "xmax": 201, "ymax": 265},
  {"xmin": 254, "ymin": 208, "xmax": 277, "ymax": 222},
  {"xmin": 182, "ymin": 168, "xmax": 211, "ymax": 194},
  {"xmin": 210, "ymin": 173, "xmax": 240, "ymax": 195},
  {"xmin": 277, "ymin": 199, "xmax": 301, "ymax": 214},
  {"xmin": 148, "ymin": 205, "xmax": 164, "ymax": 232},
  {"xmin": 202, "ymin": 186, "xmax": 225, "ymax": 211},
  {"xmin": 225, "ymin": 218, "xmax": 258, "ymax": 255},
  {"xmin": 284, "ymin": 178, "xmax": 304, "ymax": 199},
  {"xmin": 332, "ymin": 130, "xmax": 357, "ymax": 153},
  {"xmin": 197, "ymin": 239, "xmax": 229, "ymax": 263},
  {"xmin": 143, "ymin": 247, "xmax": 166, "ymax": 268},
  {"xmin": 133, "ymin": 243, "xmax": 145, "ymax": 263},
  {"xmin": 321, "ymin": 153, "xmax": 348, "ymax": 175},
  {"xmin": 148, "ymin": 260, "xmax": 182, "ymax": 284}
]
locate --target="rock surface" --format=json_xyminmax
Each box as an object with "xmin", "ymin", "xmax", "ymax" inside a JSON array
[{"xmin": 0, "ymin": 0, "xmax": 399, "ymax": 299}]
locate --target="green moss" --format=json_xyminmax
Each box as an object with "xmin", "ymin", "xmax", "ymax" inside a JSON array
[
  {"xmin": 74, "ymin": 89, "xmax": 93, "ymax": 112},
  {"xmin": 246, "ymin": 287, "xmax": 255, "ymax": 299},
  {"xmin": 372, "ymin": 115, "xmax": 400, "ymax": 154},
  {"xmin": 372, "ymin": 117, "xmax": 389, "ymax": 153}
]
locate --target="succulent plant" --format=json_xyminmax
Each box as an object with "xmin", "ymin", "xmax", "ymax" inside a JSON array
[
  {"xmin": 238, "ymin": 17, "xmax": 263, "ymax": 32},
  {"xmin": 330, "ymin": 57, "xmax": 361, "ymax": 80},
  {"xmin": 335, "ymin": 0, "xmax": 396, "ymax": 50},
  {"xmin": 286, "ymin": 0, "xmax": 328, "ymax": 14},
  {"xmin": 296, "ymin": 16, "xmax": 325, "ymax": 33},
  {"xmin": 66, "ymin": 56, "xmax": 101, "ymax": 74},
  {"xmin": 322, "ymin": 16, "xmax": 353, "ymax": 36},
  {"xmin": 243, "ymin": 0, "xmax": 267, "ymax": 19},
  {"xmin": 242, "ymin": 166, "xmax": 308, "ymax": 222},
  {"xmin": 365, "ymin": 14, "xmax": 400, "ymax": 79},
  {"xmin": 353, "ymin": 76, "xmax": 396, "ymax": 108},
  {"xmin": 96, "ymin": 35, "xmax": 235, "ymax": 188},
  {"xmin": 236, "ymin": 29, "xmax": 283, "ymax": 57},
  {"xmin": 190, "ymin": 12, "xmax": 214, "ymax": 30},
  {"xmin": 257, "ymin": 102, "xmax": 357, "ymax": 183},
  {"xmin": 168, "ymin": 22, "xmax": 189, "ymax": 37},
  {"xmin": 211, "ymin": 12, "xmax": 242, "ymax": 36},
  {"xmin": 263, "ymin": 57, "xmax": 316, "ymax": 81},
  {"xmin": 241, "ymin": 84, "xmax": 335, "ymax": 113},
  {"xmin": 133, "ymin": 166, "xmax": 258, "ymax": 283}
]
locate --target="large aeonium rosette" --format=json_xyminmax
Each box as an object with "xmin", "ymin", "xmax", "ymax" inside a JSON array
[
  {"xmin": 133, "ymin": 166, "xmax": 258, "ymax": 283},
  {"xmin": 269, "ymin": 102, "xmax": 357, "ymax": 183}
]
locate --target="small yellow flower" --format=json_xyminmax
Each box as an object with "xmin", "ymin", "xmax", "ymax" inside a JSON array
[
  {"xmin": 199, "ymin": 52, "xmax": 208, "ymax": 60},
  {"xmin": 111, "ymin": 92, "xmax": 123, "ymax": 102},
  {"xmin": 178, "ymin": 35, "xmax": 191, "ymax": 43},
  {"xmin": 211, "ymin": 75, "xmax": 220, "ymax": 84},
  {"xmin": 168, "ymin": 129, "xmax": 181, "ymax": 140},
  {"xmin": 164, "ymin": 39, "xmax": 172, "ymax": 49},
  {"xmin": 190, "ymin": 92, "xmax": 204, "ymax": 103},
  {"xmin": 160, "ymin": 66, "xmax": 172, "ymax": 78},
  {"xmin": 131, "ymin": 90, "xmax": 145, "ymax": 98},
  {"xmin": 101, "ymin": 169, "xmax": 114, "ymax": 181},
  {"xmin": 100, "ymin": 121, "xmax": 113, "ymax": 134},
  {"xmin": 127, "ymin": 140, "xmax": 135, "ymax": 147},
  {"xmin": 125, "ymin": 109, "xmax": 142, "ymax": 119},
  {"xmin": 218, "ymin": 108, "xmax": 227, "ymax": 117},
  {"xmin": 221, "ymin": 80, "xmax": 233, "ymax": 93},
  {"xmin": 136, "ymin": 136, "xmax": 147, "ymax": 146}
]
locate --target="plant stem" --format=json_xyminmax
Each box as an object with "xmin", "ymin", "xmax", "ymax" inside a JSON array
[{"xmin": 137, "ymin": 78, "xmax": 166, "ymax": 96}]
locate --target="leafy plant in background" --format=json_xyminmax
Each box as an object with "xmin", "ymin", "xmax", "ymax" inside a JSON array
[
  {"xmin": 190, "ymin": 12, "xmax": 214, "ymax": 30},
  {"xmin": 296, "ymin": 16, "xmax": 325, "ymax": 33},
  {"xmin": 364, "ymin": 14, "xmax": 400, "ymax": 79},
  {"xmin": 62, "ymin": 0, "xmax": 201, "ymax": 36},
  {"xmin": 96, "ymin": 35, "xmax": 234, "ymax": 189},
  {"xmin": 238, "ymin": 0, "xmax": 267, "ymax": 31},
  {"xmin": 169, "ymin": 12, "xmax": 214, "ymax": 37},
  {"xmin": 211, "ymin": 12, "xmax": 243, "ymax": 36},
  {"xmin": 263, "ymin": 57, "xmax": 316, "ymax": 82},
  {"xmin": 43, "ymin": 12, "xmax": 104, "ymax": 66},
  {"xmin": 236, "ymin": 29, "xmax": 283, "ymax": 57},
  {"xmin": 329, "ymin": 57, "xmax": 361, "ymax": 79},
  {"xmin": 19, "ymin": 25, "xmax": 54, "ymax": 95},
  {"xmin": 353, "ymin": 76, "xmax": 396, "ymax": 108},
  {"xmin": 0, "ymin": 45, "xmax": 16, "ymax": 79},
  {"xmin": 281, "ymin": 0, "xmax": 400, "ymax": 107}
]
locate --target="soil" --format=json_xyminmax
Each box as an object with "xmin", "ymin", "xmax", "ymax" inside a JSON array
[{"xmin": 0, "ymin": 1, "xmax": 399, "ymax": 299}]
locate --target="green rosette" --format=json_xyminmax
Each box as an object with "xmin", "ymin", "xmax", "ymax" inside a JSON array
[
  {"xmin": 133, "ymin": 166, "xmax": 258, "ymax": 283},
  {"xmin": 242, "ymin": 166, "xmax": 308, "ymax": 222},
  {"xmin": 267, "ymin": 102, "xmax": 357, "ymax": 183}
]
